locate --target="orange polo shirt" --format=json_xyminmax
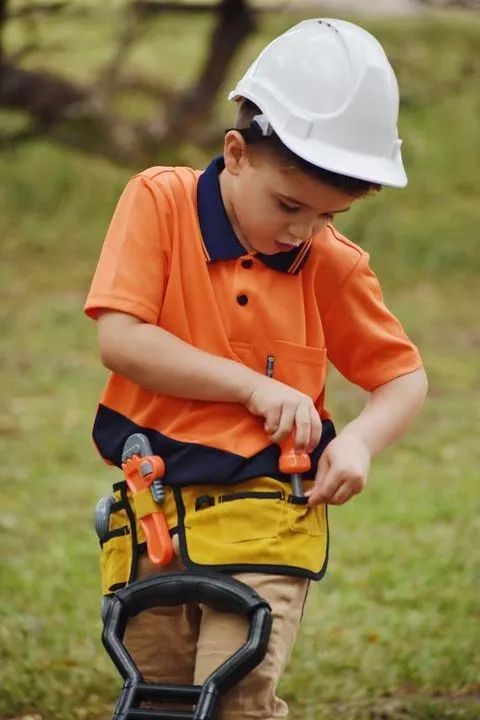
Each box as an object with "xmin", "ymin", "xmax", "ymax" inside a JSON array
[{"xmin": 84, "ymin": 156, "xmax": 422, "ymax": 486}]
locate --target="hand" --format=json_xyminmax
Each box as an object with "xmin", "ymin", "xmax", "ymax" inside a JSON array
[
  {"xmin": 244, "ymin": 375, "xmax": 322, "ymax": 452},
  {"xmin": 305, "ymin": 432, "xmax": 371, "ymax": 508}
]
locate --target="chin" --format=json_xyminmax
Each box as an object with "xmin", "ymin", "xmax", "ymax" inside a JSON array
[
  {"xmin": 258, "ymin": 246, "xmax": 280, "ymax": 256},
  {"xmin": 249, "ymin": 238, "xmax": 293, "ymax": 256},
  {"xmin": 248, "ymin": 239, "xmax": 277, "ymax": 255}
]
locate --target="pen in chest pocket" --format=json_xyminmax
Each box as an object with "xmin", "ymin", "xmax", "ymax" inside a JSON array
[{"xmin": 266, "ymin": 354, "xmax": 275, "ymax": 378}]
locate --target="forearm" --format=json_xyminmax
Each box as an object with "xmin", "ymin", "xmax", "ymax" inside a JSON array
[
  {"xmin": 99, "ymin": 314, "xmax": 259, "ymax": 404},
  {"xmin": 342, "ymin": 367, "xmax": 428, "ymax": 457}
]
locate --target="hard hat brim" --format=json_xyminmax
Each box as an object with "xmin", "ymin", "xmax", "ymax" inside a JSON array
[
  {"xmin": 276, "ymin": 130, "xmax": 408, "ymax": 189},
  {"xmin": 229, "ymin": 90, "xmax": 407, "ymax": 188}
]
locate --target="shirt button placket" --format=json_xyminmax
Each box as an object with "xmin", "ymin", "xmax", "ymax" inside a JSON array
[{"xmin": 231, "ymin": 257, "xmax": 254, "ymax": 344}]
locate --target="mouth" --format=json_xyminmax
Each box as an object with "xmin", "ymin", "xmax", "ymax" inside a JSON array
[{"xmin": 275, "ymin": 239, "xmax": 303, "ymax": 251}]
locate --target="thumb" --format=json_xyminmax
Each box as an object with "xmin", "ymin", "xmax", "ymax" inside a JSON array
[{"xmin": 305, "ymin": 450, "xmax": 330, "ymax": 497}]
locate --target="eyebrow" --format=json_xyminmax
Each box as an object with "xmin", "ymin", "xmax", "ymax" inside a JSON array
[{"xmin": 277, "ymin": 193, "xmax": 351, "ymax": 214}]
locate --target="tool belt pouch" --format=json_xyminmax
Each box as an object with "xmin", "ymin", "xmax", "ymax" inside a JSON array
[
  {"xmin": 99, "ymin": 481, "xmax": 148, "ymax": 596},
  {"xmin": 177, "ymin": 477, "xmax": 329, "ymax": 579}
]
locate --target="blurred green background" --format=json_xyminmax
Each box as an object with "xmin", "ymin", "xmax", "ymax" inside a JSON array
[{"xmin": 0, "ymin": 2, "xmax": 479, "ymax": 719}]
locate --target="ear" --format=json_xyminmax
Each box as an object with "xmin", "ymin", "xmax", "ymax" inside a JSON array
[{"xmin": 223, "ymin": 130, "xmax": 249, "ymax": 175}]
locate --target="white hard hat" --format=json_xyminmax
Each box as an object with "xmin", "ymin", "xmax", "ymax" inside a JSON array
[{"xmin": 228, "ymin": 18, "xmax": 407, "ymax": 188}]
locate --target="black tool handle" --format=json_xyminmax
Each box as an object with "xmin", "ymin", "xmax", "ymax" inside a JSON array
[
  {"xmin": 114, "ymin": 571, "xmax": 268, "ymax": 617},
  {"xmin": 102, "ymin": 572, "xmax": 273, "ymax": 720}
]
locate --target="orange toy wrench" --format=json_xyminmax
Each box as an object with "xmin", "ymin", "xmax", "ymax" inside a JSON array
[
  {"xmin": 279, "ymin": 435, "xmax": 311, "ymax": 502},
  {"xmin": 121, "ymin": 433, "xmax": 174, "ymax": 566}
]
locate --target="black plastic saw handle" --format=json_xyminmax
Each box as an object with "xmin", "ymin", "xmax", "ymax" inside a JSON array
[
  {"xmin": 102, "ymin": 572, "xmax": 273, "ymax": 720},
  {"xmin": 114, "ymin": 570, "xmax": 269, "ymax": 616}
]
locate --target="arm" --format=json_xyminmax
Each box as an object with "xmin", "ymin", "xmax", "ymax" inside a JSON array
[
  {"xmin": 98, "ymin": 311, "xmax": 258, "ymax": 404},
  {"xmin": 342, "ymin": 367, "xmax": 428, "ymax": 456},
  {"xmin": 306, "ymin": 367, "xmax": 428, "ymax": 507},
  {"xmin": 98, "ymin": 311, "xmax": 323, "ymax": 450}
]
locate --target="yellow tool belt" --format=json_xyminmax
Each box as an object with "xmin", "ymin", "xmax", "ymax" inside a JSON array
[{"xmin": 98, "ymin": 476, "xmax": 329, "ymax": 596}]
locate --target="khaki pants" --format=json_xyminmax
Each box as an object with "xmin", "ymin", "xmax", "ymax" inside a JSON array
[{"xmin": 124, "ymin": 538, "xmax": 310, "ymax": 719}]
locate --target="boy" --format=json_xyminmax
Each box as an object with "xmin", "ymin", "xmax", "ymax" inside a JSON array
[{"xmin": 85, "ymin": 18, "xmax": 427, "ymax": 720}]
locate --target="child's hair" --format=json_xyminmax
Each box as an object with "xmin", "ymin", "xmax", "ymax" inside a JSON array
[{"xmin": 235, "ymin": 99, "xmax": 381, "ymax": 197}]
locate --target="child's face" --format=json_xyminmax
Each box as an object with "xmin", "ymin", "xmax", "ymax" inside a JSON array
[{"xmin": 222, "ymin": 137, "xmax": 357, "ymax": 256}]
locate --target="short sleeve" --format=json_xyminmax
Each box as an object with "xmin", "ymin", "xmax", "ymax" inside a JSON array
[
  {"xmin": 84, "ymin": 174, "xmax": 171, "ymax": 324},
  {"xmin": 322, "ymin": 253, "xmax": 423, "ymax": 391}
]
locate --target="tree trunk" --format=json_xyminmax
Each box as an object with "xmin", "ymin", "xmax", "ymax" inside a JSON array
[{"xmin": 159, "ymin": 0, "xmax": 256, "ymax": 144}]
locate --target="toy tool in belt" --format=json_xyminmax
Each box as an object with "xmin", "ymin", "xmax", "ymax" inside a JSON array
[
  {"xmin": 121, "ymin": 433, "xmax": 174, "ymax": 566},
  {"xmin": 279, "ymin": 435, "xmax": 311, "ymax": 503},
  {"xmin": 265, "ymin": 353, "xmax": 311, "ymax": 503}
]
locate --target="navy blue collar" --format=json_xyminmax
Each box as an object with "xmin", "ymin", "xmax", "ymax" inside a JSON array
[{"xmin": 197, "ymin": 156, "xmax": 311, "ymax": 275}]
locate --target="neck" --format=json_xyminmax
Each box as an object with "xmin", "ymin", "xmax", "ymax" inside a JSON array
[{"xmin": 218, "ymin": 169, "xmax": 254, "ymax": 253}]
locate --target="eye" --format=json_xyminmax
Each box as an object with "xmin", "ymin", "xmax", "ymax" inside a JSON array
[
  {"xmin": 322, "ymin": 213, "xmax": 334, "ymax": 222},
  {"xmin": 278, "ymin": 200, "xmax": 301, "ymax": 214}
]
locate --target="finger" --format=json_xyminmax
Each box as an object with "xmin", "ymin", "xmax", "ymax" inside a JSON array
[
  {"xmin": 270, "ymin": 405, "xmax": 296, "ymax": 444},
  {"xmin": 293, "ymin": 404, "xmax": 312, "ymax": 450},
  {"xmin": 319, "ymin": 468, "xmax": 347, "ymax": 503},
  {"xmin": 305, "ymin": 452, "xmax": 330, "ymax": 502},
  {"xmin": 328, "ymin": 482, "xmax": 354, "ymax": 506},
  {"xmin": 309, "ymin": 450, "xmax": 329, "ymax": 487},
  {"xmin": 307, "ymin": 467, "xmax": 344, "ymax": 507},
  {"xmin": 264, "ymin": 406, "xmax": 281, "ymax": 436},
  {"xmin": 307, "ymin": 407, "xmax": 322, "ymax": 453}
]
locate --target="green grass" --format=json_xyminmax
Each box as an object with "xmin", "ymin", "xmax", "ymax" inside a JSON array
[{"xmin": 1, "ymin": 7, "xmax": 480, "ymax": 720}]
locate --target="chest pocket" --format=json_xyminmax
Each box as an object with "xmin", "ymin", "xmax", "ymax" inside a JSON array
[{"xmin": 271, "ymin": 340, "xmax": 327, "ymax": 400}]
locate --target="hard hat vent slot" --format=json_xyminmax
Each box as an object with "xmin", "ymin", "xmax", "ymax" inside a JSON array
[{"xmin": 317, "ymin": 20, "xmax": 338, "ymax": 33}]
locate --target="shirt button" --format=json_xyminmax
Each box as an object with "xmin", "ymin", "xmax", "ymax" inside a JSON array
[
  {"xmin": 237, "ymin": 294, "xmax": 249, "ymax": 306},
  {"xmin": 241, "ymin": 258, "xmax": 253, "ymax": 269}
]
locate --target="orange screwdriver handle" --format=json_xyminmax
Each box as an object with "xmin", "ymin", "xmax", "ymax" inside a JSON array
[{"xmin": 279, "ymin": 435, "xmax": 311, "ymax": 474}]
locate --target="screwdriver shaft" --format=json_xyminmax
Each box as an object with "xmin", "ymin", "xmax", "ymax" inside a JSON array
[{"xmin": 290, "ymin": 472, "xmax": 304, "ymax": 499}]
